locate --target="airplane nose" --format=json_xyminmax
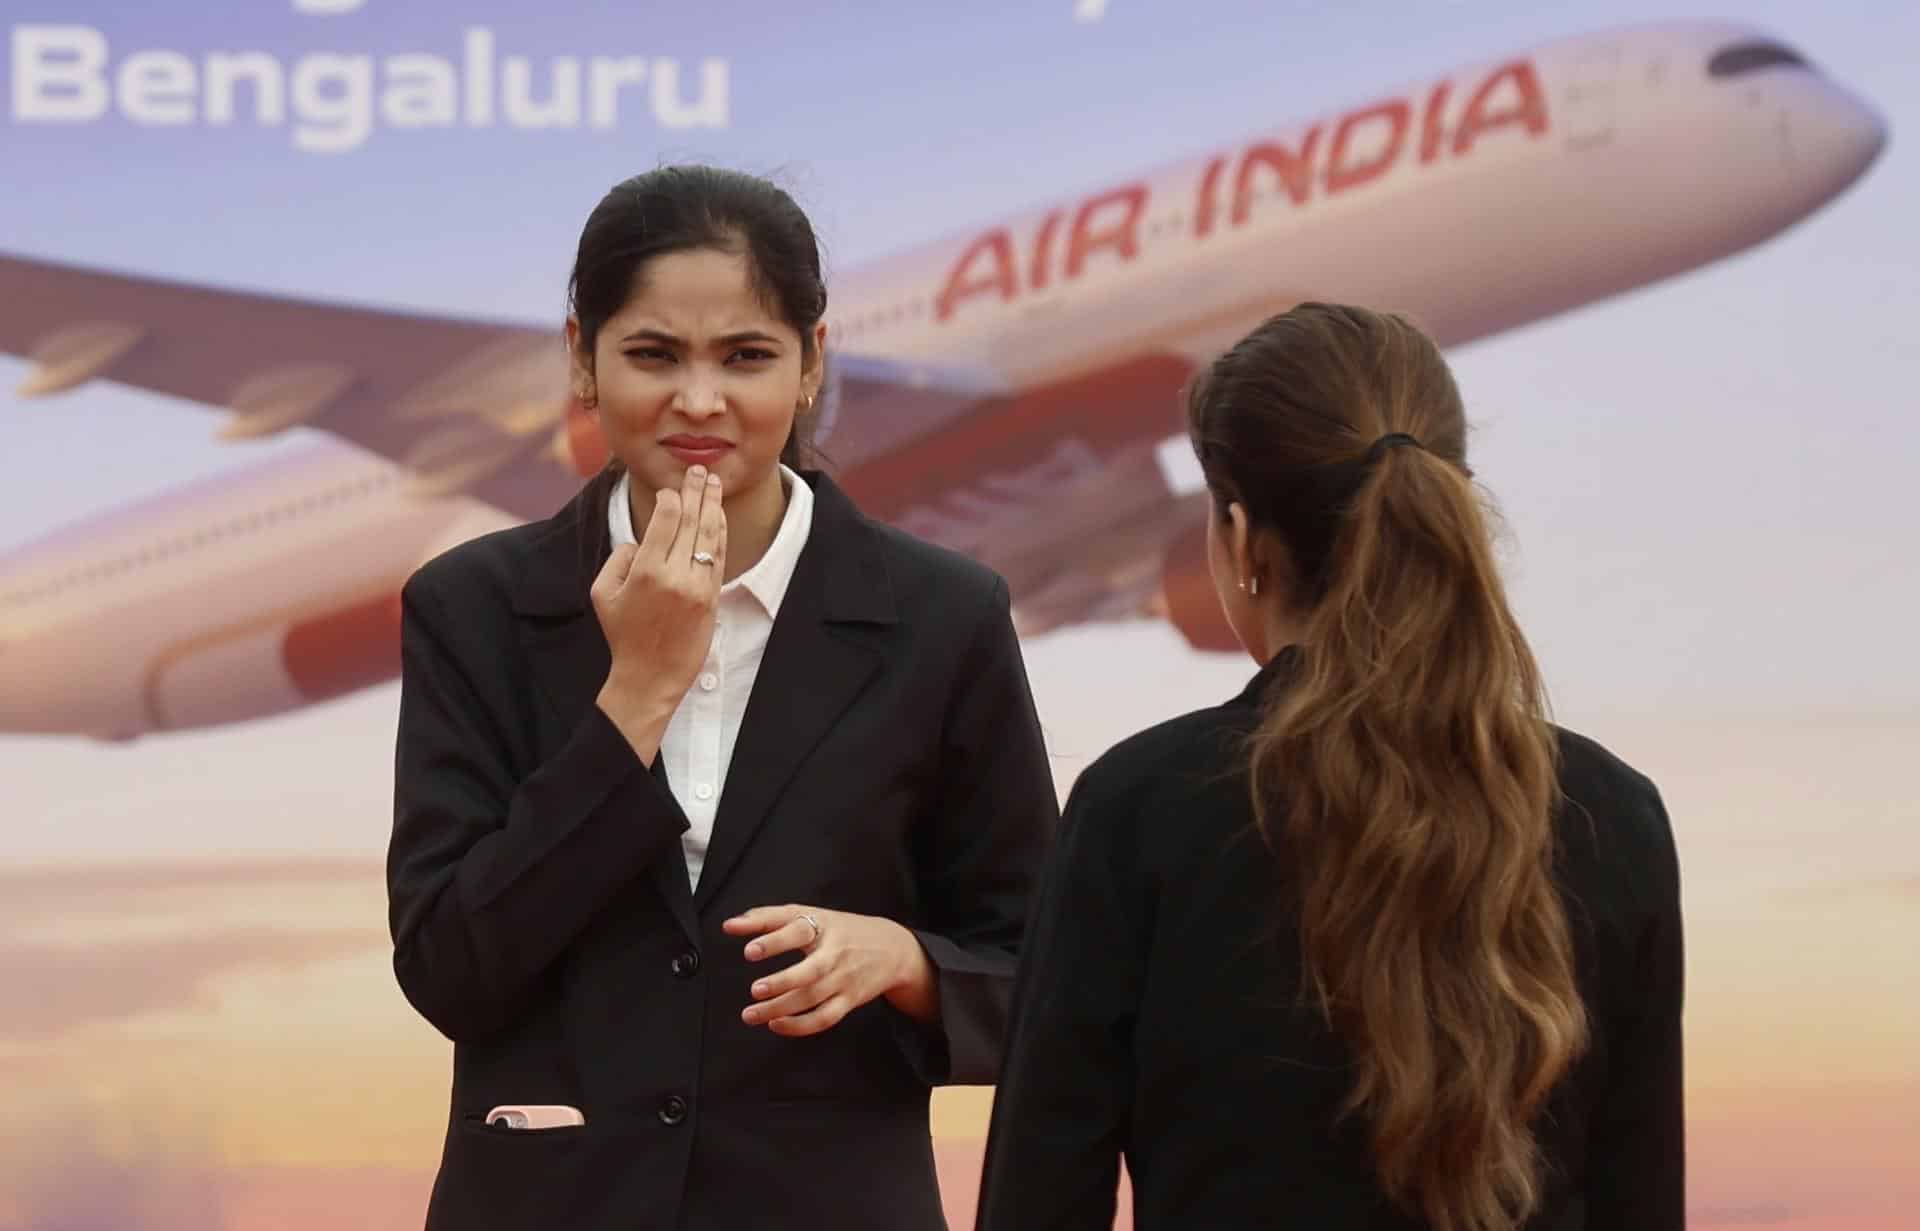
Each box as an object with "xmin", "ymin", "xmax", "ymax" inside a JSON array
[{"xmin": 1789, "ymin": 82, "xmax": 1889, "ymax": 197}]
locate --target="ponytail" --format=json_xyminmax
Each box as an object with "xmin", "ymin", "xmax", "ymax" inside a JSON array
[
  {"xmin": 1249, "ymin": 447, "xmax": 1585, "ymax": 1231},
  {"xmin": 1188, "ymin": 303, "xmax": 1587, "ymax": 1231}
]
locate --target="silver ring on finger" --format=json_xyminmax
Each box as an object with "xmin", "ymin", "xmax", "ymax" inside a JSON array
[
  {"xmin": 799, "ymin": 912, "xmax": 822, "ymax": 948},
  {"xmin": 691, "ymin": 550, "xmax": 717, "ymax": 567}
]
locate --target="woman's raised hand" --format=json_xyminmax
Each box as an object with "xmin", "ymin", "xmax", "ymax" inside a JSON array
[{"xmin": 592, "ymin": 465, "xmax": 727, "ymax": 763}]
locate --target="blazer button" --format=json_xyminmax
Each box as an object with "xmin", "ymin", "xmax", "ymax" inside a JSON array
[
  {"xmin": 670, "ymin": 950, "xmax": 700, "ymax": 978},
  {"xmin": 658, "ymin": 1094, "xmax": 689, "ymax": 1126}
]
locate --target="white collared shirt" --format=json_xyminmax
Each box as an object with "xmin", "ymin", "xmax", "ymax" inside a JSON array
[{"xmin": 608, "ymin": 465, "xmax": 815, "ymax": 888}]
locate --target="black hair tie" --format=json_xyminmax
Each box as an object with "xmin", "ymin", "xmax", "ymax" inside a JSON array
[{"xmin": 1364, "ymin": 432, "xmax": 1422, "ymax": 464}]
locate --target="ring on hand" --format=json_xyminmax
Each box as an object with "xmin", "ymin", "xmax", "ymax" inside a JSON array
[
  {"xmin": 799, "ymin": 912, "xmax": 822, "ymax": 947},
  {"xmin": 691, "ymin": 551, "xmax": 716, "ymax": 567}
]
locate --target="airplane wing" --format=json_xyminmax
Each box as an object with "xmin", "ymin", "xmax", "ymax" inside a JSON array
[
  {"xmin": 885, "ymin": 438, "xmax": 1211, "ymax": 634},
  {"xmin": 814, "ymin": 352, "xmax": 1008, "ymax": 469},
  {"xmin": 0, "ymin": 250, "xmax": 1007, "ymax": 523},
  {"xmin": 0, "ymin": 248, "xmax": 590, "ymax": 519},
  {"xmin": 832, "ymin": 352, "xmax": 1219, "ymax": 643}
]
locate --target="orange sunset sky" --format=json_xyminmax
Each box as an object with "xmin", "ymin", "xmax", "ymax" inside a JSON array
[{"xmin": 3, "ymin": 697, "xmax": 1915, "ymax": 1230}]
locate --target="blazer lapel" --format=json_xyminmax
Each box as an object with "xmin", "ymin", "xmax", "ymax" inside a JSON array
[
  {"xmin": 693, "ymin": 472, "xmax": 898, "ymax": 911},
  {"xmin": 512, "ymin": 468, "xmax": 699, "ymax": 941}
]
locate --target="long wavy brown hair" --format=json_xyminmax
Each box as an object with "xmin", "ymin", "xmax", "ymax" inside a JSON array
[{"xmin": 1186, "ymin": 303, "xmax": 1587, "ymax": 1231}]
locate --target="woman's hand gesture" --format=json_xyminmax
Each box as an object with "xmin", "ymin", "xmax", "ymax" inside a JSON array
[
  {"xmin": 593, "ymin": 465, "xmax": 727, "ymax": 762},
  {"xmin": 724, "ymin": 905, "xmax": 939, "ymax": 1037}
]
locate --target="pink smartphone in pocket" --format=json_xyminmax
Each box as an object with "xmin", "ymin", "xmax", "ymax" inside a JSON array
[{"xmin": 486, "ymin": 1104, "xmax": 586, "ymax": 1129}]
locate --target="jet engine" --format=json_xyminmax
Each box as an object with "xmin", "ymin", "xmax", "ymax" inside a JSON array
[{"xmin": 1154, "ymin": 519, "xmax": 1241, "ymax": 653}]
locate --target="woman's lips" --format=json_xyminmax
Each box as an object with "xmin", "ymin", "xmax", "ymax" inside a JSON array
[{"xmin": 661, "ymin": 437, "xmax": 734, "ymax": 467}]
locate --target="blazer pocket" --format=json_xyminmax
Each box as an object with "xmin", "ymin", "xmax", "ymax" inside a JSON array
[{"xmin": 431, "ymin": 1118, "xmax": 594, "ymax": 1230}]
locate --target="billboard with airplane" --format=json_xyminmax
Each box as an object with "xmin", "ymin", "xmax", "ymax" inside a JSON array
[
  {"xmin": 1, "ymin": 2, "xmax": 1913, "ymax": 1228},
  {"xmin": 0, "ymin": 21, "xmax": 1887, "ymax": 738}
]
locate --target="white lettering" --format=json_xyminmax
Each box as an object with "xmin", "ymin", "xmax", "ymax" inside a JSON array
[
  {"xmin": 12, "ymin": 25, "xmax": 109, "ymax": 122},
  {"xmin": 589, "ymin": 56, "xmax": 646, "ymax": 129},
  {"xmin": 652, "ymin": 57, "xmax": 727, "ymax": 129},
  {"xmin": 291, "ymin": 54, "xmax": 373, "ymax": 153},
  {"xmin": 502, "ymin": 55, "xmax": 579, "ymax": 128},
  {"xmin": 6, "ymin": 25, "xmax": 733, "ymax": 150},
  {"xmin": 118, "ymin": 50, "xmax": 197, "ymax": 125},
  {"xmin": 463, "ymin": 27, "xmax": 494, "ymax": 125},
  {"xmin": 206, "ymin": 52, "xmax": 285, "ymax": 125},
  {"xmin": 382, "ymin": 54, "xmax": 457, "ymax": 127}
]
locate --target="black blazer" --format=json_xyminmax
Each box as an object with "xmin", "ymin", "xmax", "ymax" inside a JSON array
[
  {"xmin": 386, "ymin": 468, "xmax": 1058, "ymax": 1231},
  {"xmin": 975, "ymin": 651, "xmax": 1684, "ymax": 1230}
]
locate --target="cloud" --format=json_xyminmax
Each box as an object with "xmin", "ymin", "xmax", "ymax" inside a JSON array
[
  {"xmin": 1772, "ymin": 878, "xmax": 1920, "ymax": 905},
  {"xmin": 1689, "ymin": 1206, "xmax": 1797, "ymax": 1226},
  {"xmin": 0, "ymin": 1097, "xmax": 226, "ymax": 1231},
  {"xmin": 0, "ymin": 856, "xmax": 382, "ymax": 911},
  {"xmin": 0, "ymin": 926, "xmax": 384, "ymax": 1040}
]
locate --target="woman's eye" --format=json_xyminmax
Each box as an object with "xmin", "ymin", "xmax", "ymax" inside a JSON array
[
  {"xmin": 729, "ymin": 347, "xmax": 776, "ymax": 363},
  {"xmin": 624, "ymin": 347, "xmax": 673, "ymax": 362}
]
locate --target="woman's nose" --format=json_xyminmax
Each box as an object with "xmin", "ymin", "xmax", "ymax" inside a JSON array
[{"xmin": 674, "ymin": 382, "xmax": 724, "ymax": 415}]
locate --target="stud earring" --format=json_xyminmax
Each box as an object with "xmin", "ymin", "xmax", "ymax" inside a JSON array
[
  {"xmin": 1239, "ymin": 576, "xmax": 1259, "ymax": 597},
  {"xmin": 801, "ymin": 392, "xmax": 816, "ymax": 412}
]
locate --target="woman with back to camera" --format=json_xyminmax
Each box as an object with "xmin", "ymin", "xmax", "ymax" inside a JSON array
[
  {"xmin": 975, "ymin": 302, "xmax": 1683, "ymax": 1231},
  {"xmin": 385, "ymin": 165, "xmax": 1058, "ymax": 1231}
]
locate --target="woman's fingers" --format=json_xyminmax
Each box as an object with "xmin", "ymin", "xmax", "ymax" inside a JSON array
[
  {"xmin": 672, "ymin": 466, "xmax": 706, "ymax": 562},
  {"xmin": 691, "ymin": 471, "xmax": 725, "ymax": 580},
  {"xmin": 726, "ymin": 907, "xmax": 905, "ymax": 1037},
  {"xmin": 723, "ymin": 904, "xmax": 805, "ymax": 937},
  {"xmin": 768, "ymin": 995, "xmax": 853, "ymax": 1038},
  {"xmin": 636, "ymin": 485, "xmax": 681, "ymax": 566},
  {"xmin": 747, "ymin": 948, "xmax": 828, "ymax": 1003},
  {"xmin": 742, "ymin": 978, "xmax": 835, "ymax": 1026},
  {"xmin": 743, "ymin": 916, "xmax": 822, "ymax": 963}
]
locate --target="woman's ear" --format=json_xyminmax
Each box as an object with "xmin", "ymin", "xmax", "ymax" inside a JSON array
[
  {"xmin": 1226, "ymin": 501, "xmax": 1256, "ymax": 591},
  {"xmin": 564, "ymin": 317, "xmax": 596, "ymax": 409},
  {"xmin": 802, "ymin": 320, "xmax": 828, "ymax": 401}
]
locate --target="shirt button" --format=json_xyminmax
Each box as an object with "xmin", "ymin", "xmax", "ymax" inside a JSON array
[
  {"xmin": 699, "ymin": 672, "xmax": 718, "ymax": 692},
  {"xmin": 658, "ymin": 1094, "xmax": 689, "ymax": 1126},
  {"xmin": 670, "ymin": 950, "xmax": 701, "ymax": 979},
  {"xmin": 694, "ymin": 783, "xmax": 715, "ymax": 802}
]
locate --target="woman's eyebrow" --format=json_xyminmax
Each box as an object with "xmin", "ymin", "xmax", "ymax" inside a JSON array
[
  {"xmin": 619, "ymin": 327, "xmax": 684, "ymax": 346},
  {"xmin": 714, "ymin": 330, "xmax": 782, "ymax": 346}
]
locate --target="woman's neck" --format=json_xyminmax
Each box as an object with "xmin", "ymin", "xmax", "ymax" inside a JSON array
[{"xmin": 1249, "ymin": 603, "xmax": 1305, "ymax": 669}]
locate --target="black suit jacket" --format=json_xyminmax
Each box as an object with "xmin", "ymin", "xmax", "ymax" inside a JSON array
[
  {"xmin": 976, "ymin": 650, "xmax": 1684, "ymax": 1230},
  {"xmin": 387, "ymin": 468, "xmax": 1058, "ymax": 1231}
]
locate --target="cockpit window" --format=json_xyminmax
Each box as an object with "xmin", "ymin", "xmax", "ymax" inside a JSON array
[{"xmin": 1708, "ymin": 41, "xmax": 1810, "ymax": 77}]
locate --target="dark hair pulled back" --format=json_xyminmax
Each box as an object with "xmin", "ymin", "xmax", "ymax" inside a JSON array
[{"xmin": 568, "ymin": 164, "xmax": 828, "ymax": 468}]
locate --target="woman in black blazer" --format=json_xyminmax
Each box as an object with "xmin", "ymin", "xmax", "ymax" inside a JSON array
[
  {"xmin": 976, "ymin": 304, "xmax": 1684, "ymax": 1231},
  {"xmin": 385, "ymin": 166, "xmax": 1058, "ymax": 1231}
]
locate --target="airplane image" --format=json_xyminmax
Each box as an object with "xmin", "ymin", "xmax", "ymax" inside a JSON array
[{"xmin": 0, "ymin": 21, "xmax": 1886, "ymax": 741}]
